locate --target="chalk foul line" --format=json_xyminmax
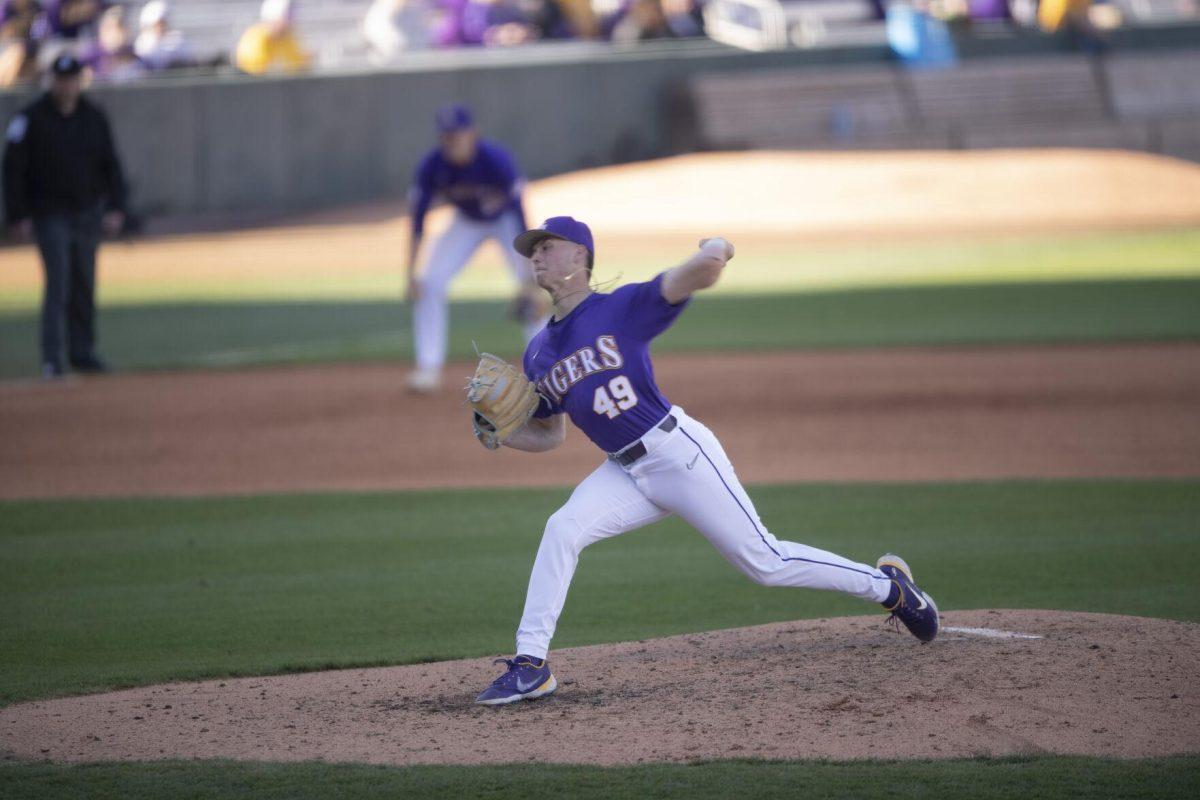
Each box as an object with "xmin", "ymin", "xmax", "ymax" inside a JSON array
[{"xmin": 942, "ymin": 626, "xmax": 1043, "ymax": 640}]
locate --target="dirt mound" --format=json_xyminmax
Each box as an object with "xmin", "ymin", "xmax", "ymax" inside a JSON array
[
  {"xmin": 2, "ymin": 344, "xmax": 1199, "ymax": 500},
  {"xmin": 3, "ymin": 611, "xmax": 1196, "ymax": 765}
]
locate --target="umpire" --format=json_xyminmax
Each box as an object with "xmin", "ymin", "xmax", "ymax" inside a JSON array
[{"xmin": 3, "ymin": 54, "xmax": 127, "ymax": 378}]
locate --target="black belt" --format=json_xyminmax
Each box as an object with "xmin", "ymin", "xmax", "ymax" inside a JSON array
[{"xmin": 612, "ymin": 415, "xmax": 677, "ymax": 467}]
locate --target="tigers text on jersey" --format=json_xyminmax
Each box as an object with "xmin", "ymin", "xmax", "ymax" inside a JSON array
[{"xmin": 522, "ymin": 273, "xmax": 688, "ymax": 453}]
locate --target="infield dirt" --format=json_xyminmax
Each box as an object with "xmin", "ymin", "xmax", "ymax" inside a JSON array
[
  {"xmin": 3, "ymin": 611, "xmax": 1197, "ymax": 765},
  {"xmin": 2, "ymin": 342, "xmax": 1198, "ymax": 499}
]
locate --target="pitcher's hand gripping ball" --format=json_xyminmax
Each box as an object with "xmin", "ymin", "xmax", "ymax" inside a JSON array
[{"xmin": 466, "ymin": 353, "xmax": 540, "ymax": 449}]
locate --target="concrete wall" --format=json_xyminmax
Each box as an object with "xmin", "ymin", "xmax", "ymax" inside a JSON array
[
  {"xmin": 1, "ymin": 29, "xmax": 1197, "ymax": 221},
  {"xmin": 0, "ymin": 41, "xmax": 841, "ymax": 219}
]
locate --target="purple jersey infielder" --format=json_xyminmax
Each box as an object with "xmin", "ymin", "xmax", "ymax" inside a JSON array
[
  {"xmin": 475, "ymin": 217, "xmax": 940, "ymax": 705},
  {"xmin": 404, "ymin": 104, "xmax": 543, "ymax": 392}
]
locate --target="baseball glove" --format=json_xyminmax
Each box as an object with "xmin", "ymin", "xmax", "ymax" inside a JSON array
[{"xmin": 466, "ymin": 353, "xmax": 540, "ymax": 450}]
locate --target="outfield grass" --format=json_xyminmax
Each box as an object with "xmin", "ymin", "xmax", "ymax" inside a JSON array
[
  {"xmin": 3, "ymin": 226, "xmax": 1199, "ymax": 310},
  {"xmin": 2, "ymin": 279, "xmax": 1199, "ymax": 377},
  {"xmin": 2, "ymin": 481, "xmax": 1196, "ymax": 708},
  {"xmin": 3, "ymin": 756, "xmax": 1199, "ymax": 800}
]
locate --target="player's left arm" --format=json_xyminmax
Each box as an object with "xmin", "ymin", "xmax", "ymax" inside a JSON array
[
  {"xmin": 502, "ymin": 413, "xmax": 566, "ymax": 453},
  {"xmin": 660, "ymin": 237, "xmax": 735, "ymax": 305}
]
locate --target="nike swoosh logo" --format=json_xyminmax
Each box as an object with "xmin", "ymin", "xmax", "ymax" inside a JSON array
[
  {"xmin": 912, "ymin": 591, "xmax": 929, "ymax": 611},
  {"xmin": 686, "ymin": 453, "xmax": 700, "ymax": 470},
  {"xmin": 516, "ymin": 675, "xmax": 542, "ymax": 693}
]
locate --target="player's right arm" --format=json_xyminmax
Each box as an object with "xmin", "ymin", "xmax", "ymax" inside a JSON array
[
  {"xmin": 660, "ymin": 237, "xmax": 735, "ymax": 305},
  {"xmin": 404, "ymin": 156, "xmax": 437, "ymax": 303},
  {"xmin": 404, "ymin": 229, "xmax": 423, "ymax": 303},
  {"xmin": 502, "ymin": 414, "xmax": 566, "ymax": 453}
]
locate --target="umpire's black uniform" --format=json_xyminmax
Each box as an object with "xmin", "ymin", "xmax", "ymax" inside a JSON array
[{"xmin": 3, "ymin": 56, "xmax": 127, "ymax": 376}]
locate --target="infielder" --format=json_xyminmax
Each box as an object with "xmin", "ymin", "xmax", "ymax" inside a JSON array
[
  {"xmin": 404, "ymin": 104, "xmax": 545, "ymax": 392},
  {"xmin": 465, "ymin": 216, "xmax": 940, "ymax": 705}
]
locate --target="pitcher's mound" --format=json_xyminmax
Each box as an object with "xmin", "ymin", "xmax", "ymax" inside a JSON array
[{"xmin": 3, "ymin": 610, "xmax": 1197, "ymax": 765}]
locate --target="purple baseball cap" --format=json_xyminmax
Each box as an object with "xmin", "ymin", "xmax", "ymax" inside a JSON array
[
  {"xmin": 435, "ymin": 104, "xmax": 473, "ymax": 133},
  {"xmin": 513, "ymin": 216, "xmax": 594, "ymax": 259}
]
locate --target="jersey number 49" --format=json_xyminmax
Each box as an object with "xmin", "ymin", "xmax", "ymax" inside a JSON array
[{"xmin": 593, "ymin": 375, "xmax": 639, "ymax": 419}]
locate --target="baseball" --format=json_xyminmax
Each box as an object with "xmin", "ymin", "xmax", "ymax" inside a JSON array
[{"xmin": 699, "ymin": 237, "xmax": 734, "ymax": 260}]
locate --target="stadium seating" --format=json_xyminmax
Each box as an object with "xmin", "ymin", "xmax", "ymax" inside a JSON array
[{"xmin": 167, "ymin": 0, "xmax": 375, "ymax": 67}]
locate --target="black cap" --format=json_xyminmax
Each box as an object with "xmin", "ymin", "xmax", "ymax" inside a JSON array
[{"xmin": 50, "ymin": 54, "xmax": 83, "ymax": 77}]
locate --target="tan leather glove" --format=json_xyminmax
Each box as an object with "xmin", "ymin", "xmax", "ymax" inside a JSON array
[{"xmin": 466, "ymin": 353, "xmax": 541, "ymax": 450}]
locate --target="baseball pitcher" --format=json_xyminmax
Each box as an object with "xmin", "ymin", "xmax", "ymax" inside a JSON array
[{"xmin": 466, "ymin": 217, "xmax": 939, "ymax": 704}]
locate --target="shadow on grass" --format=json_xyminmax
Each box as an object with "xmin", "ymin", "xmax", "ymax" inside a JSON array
[{"xmin": 3, "ymin": 279, "xmax": 1199, "ymax": 379}]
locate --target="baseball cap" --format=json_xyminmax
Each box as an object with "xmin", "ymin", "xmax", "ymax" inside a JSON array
[
  {"xmin": 50, "ymin": 54, "xmax": 83, "ymax": 77},
  {"xmin": 513, "ymin": 216, "xmax": 594, "ymax": 259},
  {"xmin": 435, "ymin": 104, "xmax": 473, "ymax": 134}
]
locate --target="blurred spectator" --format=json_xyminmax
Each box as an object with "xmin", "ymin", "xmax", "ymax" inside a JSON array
[
  {"xmin": 0, "ymin": 0, "xmax": 44, "ymax": 87},
  {"xmin": 554, "ymin": 0, "xmax": 598, "ymax": 38},
  {"xmin": 43, "ymin": 0, "xmax": 105, "ymax": 39},
  {"xmin": 2, "ymin": 0, "xmax": 44, "ymax": 36},
  {"xmin": 1038, "ymin": 0, "xmax": 1107, "ymax": 50},
  {"xmin": 363, "ymin": 0, "xmax": 432, "ymax": 61},
  {"xmin": 133, "ymin": 1, "xmax": 192, "ymax": 70},
  {"xmin": 3, "ymin": 53, "xmax": 127, "ymax": 379},
  {"xmin": 80, "ymin": 5, "xmax": 145, "ymax": 81},
  {"xmin": 886, "ymin": 0, "xmax": 958, "ymax": 68},
  {"xmin": 966, "ymin": 0, "xmax": 1012, "ymax": 20},
  {"xmin": 662, "ymin": 0, "xmax": 704, "ymax": 37},
  {"xmin": 461, "ymin": 0, "xmax": 538, "ymax": 46},
  {"xmin": 517, "ymin": 0, "xmax": 576, "ymax": 40},
  {"xmin": 610, "ymin": 0, "xmax": 676, "ymax": 42},
  {"xmin": 236, "ymin": 0, "xmax": 312, "ymax": 74}
]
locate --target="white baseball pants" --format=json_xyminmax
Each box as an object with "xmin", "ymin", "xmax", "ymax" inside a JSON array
[
  {"xmin": 515, "ymin": 407, "xmax": 895, "ymax": 659},
  {"xmin": 413, "ymin": 209, "xmax": 542, "ymax": 372}
]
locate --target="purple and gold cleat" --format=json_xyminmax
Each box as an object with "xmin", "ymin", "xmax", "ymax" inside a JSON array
[
  {"xmin": 475, "ymin": 655, "xmax": 557, "ymax": 705},
  {"xmin": 877, "ymin": 554, "xmax": 939, "ymax": 643}
]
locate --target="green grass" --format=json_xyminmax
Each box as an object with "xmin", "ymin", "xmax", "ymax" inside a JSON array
[
  {"xmin": 2, "ymin": 481, "xmax": 1197, "ymax": 708},
  {"xmin": 3, "ymin": 279, "xmax": 1199, "ymax": 378},
  {"xmin": 2, "ymin": 756, "xmax": 1199, "ymax": 800},
  {"xmin": 4, "ymin": 226, "xmax": 1199, "ymax": 310}
]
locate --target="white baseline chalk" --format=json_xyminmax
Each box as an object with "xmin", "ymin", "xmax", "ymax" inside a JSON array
[{"xmin": 943, "ymin": 626, "xmax": 1043, "ymax": 640}]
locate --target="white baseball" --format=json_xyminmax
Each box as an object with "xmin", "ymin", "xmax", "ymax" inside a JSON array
[{"xmin": 700, "ymin": 237, "xmax": 733, "ymax": 260}]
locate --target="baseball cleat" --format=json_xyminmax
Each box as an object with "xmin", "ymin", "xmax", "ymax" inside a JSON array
[
  {"xmin": 475, "ymin": 655, "xmax": 557, "ymax": 705},
  {"xmin": 877, "ymin": 553, "xmax": 939, "ymax": 643},
  {"xmin": 405, "ymin": 368, "xmax": 441, "ymax": 394}
]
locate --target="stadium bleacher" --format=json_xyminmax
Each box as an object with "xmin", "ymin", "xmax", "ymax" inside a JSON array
[{"xmin": 155, "ymin": 0, "xmax": 375, "ymax": 68}]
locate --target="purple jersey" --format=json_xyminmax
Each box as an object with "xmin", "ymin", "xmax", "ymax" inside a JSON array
[
  {"xmin": 408, "ymin": 139, "xmax": 526, "ymax": 238},
  {"xmin": 523, "ymin": 273, "xmax": 689, "ymax": 453}
]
